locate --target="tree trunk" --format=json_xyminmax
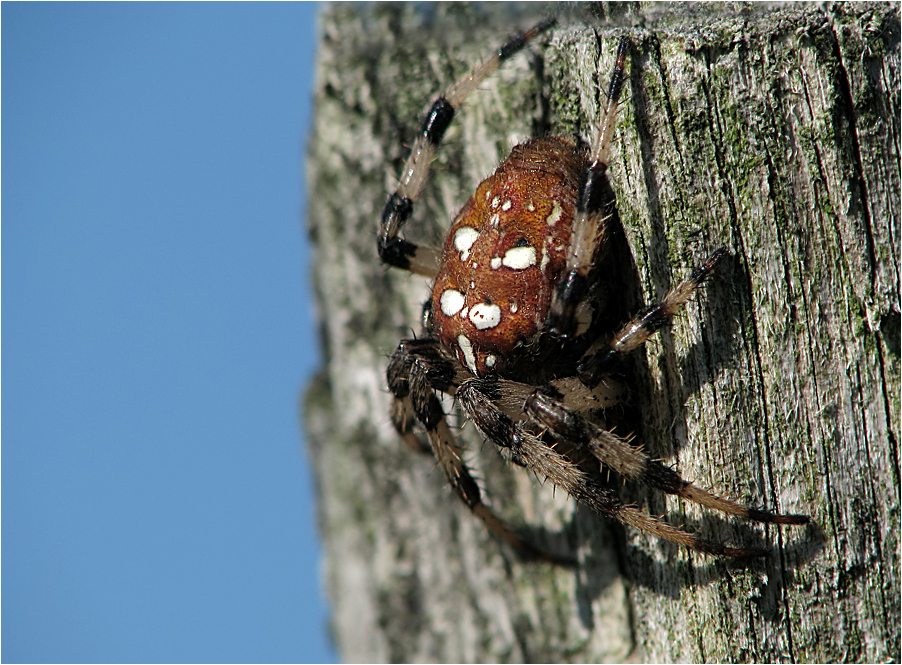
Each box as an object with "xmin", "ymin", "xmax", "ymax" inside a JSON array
[{"xmin": 304, "ymin": 3, "xmax": 900, "ymax": 662}]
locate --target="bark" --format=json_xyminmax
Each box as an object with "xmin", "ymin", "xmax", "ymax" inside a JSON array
[{"xmin": 304, "ymin": 3, "xmax": 900, "ymax": 662}]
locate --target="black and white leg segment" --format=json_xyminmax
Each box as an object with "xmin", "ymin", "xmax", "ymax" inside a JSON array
[
  {"xmin": 569, "ymin": 35, "xmax": 629, "ymax": 270},
  {"xmin": 610, "ymin": 247, "xmax": 729, "ymax": 354},
  {"xmin": 578, "ymin": 248, "xmax": 731, "ymax": 384},
  {"xmin": 524, "ymin": 390, "xmax": 810, "ymax": 527},
  {"xmin": 548, "ymin": 36, "xmax": 630, "ymax": 336},
  {"xmin": 457, "ymin": 380, "xmax": 775, "ymax": 557},
  {"xmin": 379, "ymin": 18, "xmax": 557, "ymax": 276},
  {"xmin": 379, "ymin": 195, "xmax": 442, "ymax": 277}
]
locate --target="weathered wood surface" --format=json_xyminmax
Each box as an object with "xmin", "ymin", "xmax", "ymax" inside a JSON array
[{"xmin": 304, "ymin": 3, "xmax": 900, "ymax": 662}]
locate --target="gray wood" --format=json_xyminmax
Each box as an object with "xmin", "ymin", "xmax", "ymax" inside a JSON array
[{"xmin": 304, "ymin": 3, "xmax": 900, "ymax": 662}]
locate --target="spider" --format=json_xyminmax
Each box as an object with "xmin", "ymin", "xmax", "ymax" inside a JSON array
[{"xmin": 378, "ymin": 19, "xmax": 808, "ymax": 561}]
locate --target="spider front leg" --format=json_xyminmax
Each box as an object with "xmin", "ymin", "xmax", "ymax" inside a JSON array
[
  {"xmin": 523, "ymin": 389, "xmax": 810, "ymax": 528},
  {"xmin": 387, "ymin": 338, "xmax": 570, "ymax": 564},
  {"xmin": 457, "ymin": 379, "xmax": 778, "ymax": 557},
  {"xmin": 378, "ymin": 18, "xmax": 556, "ymax": 277},
  {"xmin": 387, "ymin": 338, "xmax": 462, "ymax": 454}
]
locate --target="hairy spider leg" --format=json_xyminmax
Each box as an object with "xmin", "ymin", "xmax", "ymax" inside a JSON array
[
  {"xmin": 387, "ymin": 338, "xmax": 573, "ymax": 564},
  {"xmin": 457, "ymin": 379, "xmax": 775, "ymax": 557},
  {"xmin": 449, "ymin": 371, "xmax": 805, "ymax": 558},
  {"xmin": 523, "ymin": 390, "xmax": 809, "ymax": 527},
  {"xmin": 611, "ymin": 247, "xmax": 729, "ymax": 354},
  {"xmin": 387, "ymin": 338, "xmax": 469, "ymax": 453},
  {"xmin": 548, "ymin": 35, "xmax": 630, "ymax": 336},
  {"xmin": 385, "ymin": 336, "xmax": 805, "ymax": 558},
  {"xmin": 378, "ymin": 18, "xmax": 557, "ymax": 278},
  {"xmin": 578, "ymin": 248, "xmax": 730, "ymax": 382}
]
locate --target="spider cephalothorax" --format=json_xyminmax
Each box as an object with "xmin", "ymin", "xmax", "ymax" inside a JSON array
[{"xmin": 379, "ymin": 19, "xmax": 808, "ymax": 561}]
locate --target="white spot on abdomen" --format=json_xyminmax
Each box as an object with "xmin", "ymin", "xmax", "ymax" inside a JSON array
[
  {"xmin": 469, "ymin": 302, "xmax": 502, "ymax": 330},
  {"xmin": 502, "ymin": 246, "xmax": 537, "ymax": 270},
  {"xmin": 490, "ymin": 257, "xmax": 502, "ymax": 269},
  {"xmin": 453, "ymin": 226, "xmax": 479, "ymax": 261},
  {"xmin": 545, "ymin": 201, "xmax": 563, "ymax": 226},
  {"xmin": 457, "ymin": 335, "xmax": 478, "ymax": 374},
  {"xmin": 439, "ymin": 289, "xmax": 465, "ymax": 317}
]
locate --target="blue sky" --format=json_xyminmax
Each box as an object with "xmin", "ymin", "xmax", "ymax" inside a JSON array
[{"xmin": 2, "ymin": 3, "xmax": 336, "ymax": 662}]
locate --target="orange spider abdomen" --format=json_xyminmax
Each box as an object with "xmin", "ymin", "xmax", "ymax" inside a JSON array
[{"xmin": 431, "ymin": 136, "xmax": 588, "ymax": 376}]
